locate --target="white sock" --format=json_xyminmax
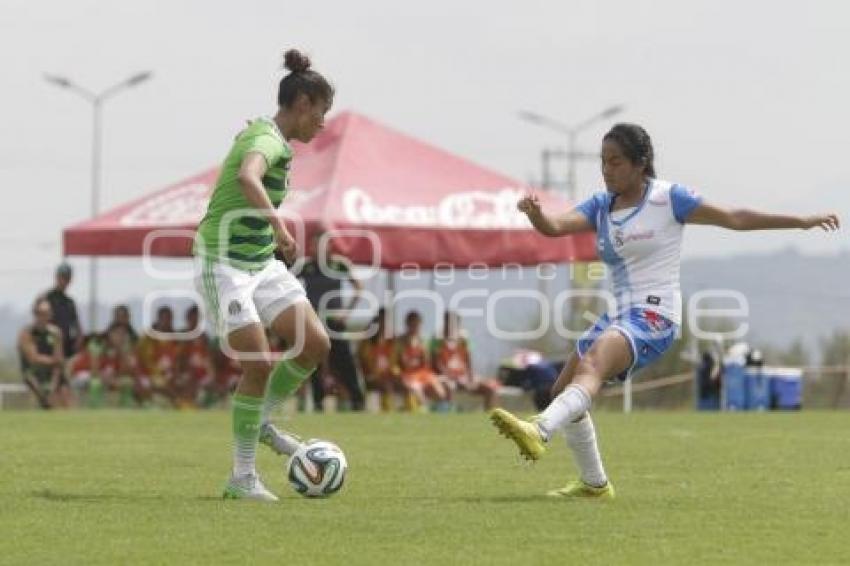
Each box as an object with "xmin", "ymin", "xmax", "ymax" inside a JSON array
[
  {"xmin": 233, "ymin": 447, "xmax": 256, "ymax": 478},
  {"xmin": 232, "ymin": 395, "xmax": 262, "ymax": 478},
  {"xmin": 564, "ymin": 413, "xmax": 608, "ymax": 488},
  {"xmin": 274, "ymin": 432, "xmax": 302, "ymax": 456},
  {"xmin": 261, "ymin": 391, "xmax": 302, "ymax": 457},
  {"xmin": 262, "ymin": 396, "xmax": 283, "ymax": 422},
  {"xmin": 535, "ymin": 384, "xmax": 591, "ymax": 441},
  {"xmin": 260, "ymin": 423, "xmax": 302, "ymax": 457}
]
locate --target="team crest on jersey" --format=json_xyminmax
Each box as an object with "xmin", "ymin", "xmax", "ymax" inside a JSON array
[
  {"xmin": 228, "ymin": 300, "xmax": 242, "ymax": 316},
  {"xmin": 613, "ymin": 228, "xmax": 655, "ymax": 248},
  {"xmin": 642, "ymin": 309, "xmax": 670, "ymax": 332},
  {"xmin": 613, "ymin": 229, "xmax": 624, "ymax": 248}
]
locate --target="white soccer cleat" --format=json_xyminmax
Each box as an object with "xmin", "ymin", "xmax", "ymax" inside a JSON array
[{"xmin": 222, "ymin": 472, "xmax": 279, "ymax": 502}]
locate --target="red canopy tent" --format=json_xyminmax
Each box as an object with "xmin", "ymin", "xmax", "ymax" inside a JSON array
[{"xmin": 63, "ymin": 111, "xmax": 596, "ymax": 267}]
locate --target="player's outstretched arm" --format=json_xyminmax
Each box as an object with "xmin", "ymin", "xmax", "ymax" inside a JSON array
[
  {"xmin": 685, "ymin": 201, "xmax": 840, "ymax": 232},
  {"xmin": 517, "ymin": 193, "xmax": 593, "ymax": 236}
]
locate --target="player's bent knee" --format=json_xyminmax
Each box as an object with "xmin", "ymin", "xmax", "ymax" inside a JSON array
[
  {"xmin": 242, "ymin": 359, "xmax": 275, "ymax": 383},
  {"xmin": 575, "ymin": 355, "xmax": 602, "ymax": 381},
  {"xmin": 299, "ymin": 330, "xmax": 330, "ymax": 367},
  {"xmin": 314, "ymin": 328, "xmax": 331, "ymax": 358}
]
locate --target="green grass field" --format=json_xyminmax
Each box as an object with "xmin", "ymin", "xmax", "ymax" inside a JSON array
[{"xmin": 1, "ymin": 410, "xmax": 849, "ymax": 565}]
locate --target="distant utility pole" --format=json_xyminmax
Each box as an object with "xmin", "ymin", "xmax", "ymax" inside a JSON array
[
  {"xmin": 519, "ymin": 105, "xmax": 624, "ymax": 201},
  {"xmin": 44, "ymin": 71, "xmax": 152, "ymax": 331}
]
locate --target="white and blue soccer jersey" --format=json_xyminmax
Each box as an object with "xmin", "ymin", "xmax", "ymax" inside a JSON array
[{"xmin": 576, "ymin": 179, "xmax": 702, "ymax": 326}]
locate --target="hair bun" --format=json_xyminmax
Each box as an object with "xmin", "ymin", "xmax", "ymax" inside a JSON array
[{"xmin": 283, "ymin": 49, "xmax": 311, "ymax": 73}]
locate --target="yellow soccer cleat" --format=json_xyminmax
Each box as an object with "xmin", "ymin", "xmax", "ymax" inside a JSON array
[
  {"xmin": 547, "ymin": 479, "xmax": 615, "ymax": 500},
  {"xmin": 489, "ymin": 408, "xmax": 547, "ymax": 461}
]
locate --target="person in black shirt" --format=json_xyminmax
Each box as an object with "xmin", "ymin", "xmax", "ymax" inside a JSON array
[
  {"xmin": 696, "ymin": 343, "xmax": 723, "ymax": 410},
  {"xmin": 298, "ymin": 246, "xmax": 365, "ymax": 411},
  {"xmin": 44, "ymin": 262, "xmax": 83, "ymax": 357}
]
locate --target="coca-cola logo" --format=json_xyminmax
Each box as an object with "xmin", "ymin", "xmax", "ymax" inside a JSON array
[
  {"xmin": 120, "ymin": 183, "xmax": 210, "ymax": 226},
  {"xmin": 118, "ymin": 183, "xmax": 541, "ymax": 229},
  {"xmin": 342, "ymin": 187, "xmax": 531, "ymax": 229}
]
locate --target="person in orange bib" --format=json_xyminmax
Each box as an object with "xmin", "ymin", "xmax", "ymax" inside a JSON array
[
  {"xmin": 136, "ymin": 305, "xmax": 181, "ymax": 404},
  {"xmin": 357, "ymin": 308, "xmax": 414, "ymax": 411},
  {"xmin": 432, "ymin": 310, "xmax": 500, "ymax": 410},
  {"xmin": 100, "ymin": 323, "xmax": 141, "ymax": 405},
  {"xmin": 175, "ymin": 304, "xmax": 213, "ymax": 409},
  {"xmin": 71, "ymin": 324, "xmax": 141, "ymax": 406},
  {"xmin": 202, "ymin": 341, "xmax": 243, "ymax": 408},
  {"xmin": 396, "ymin": 310, "xmax": 447, "ymax": 410}
]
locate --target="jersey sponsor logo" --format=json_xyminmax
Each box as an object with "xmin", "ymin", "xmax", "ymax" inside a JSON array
[
  {"xmin": 646, "ymin": 295, "xmax": 661, "ymax": 305},
  {"xmin": 613, "ymin": 228, "xmax": 655, "ymax": 248}
]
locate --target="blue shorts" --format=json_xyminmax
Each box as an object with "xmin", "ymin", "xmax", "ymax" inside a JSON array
[{"xmin": 576, "ymin": 308, "xmax": 678, "ymax": 381}]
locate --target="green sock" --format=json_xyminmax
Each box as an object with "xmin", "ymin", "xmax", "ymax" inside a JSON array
[
  {"xmin": 118, "ymin": 377, "xmax": 134, "ymax": 408},
  {"xmin": 88, "ymin": 378, "xmax": 104, "ymax": 409},
  {"xmin": 232, "ymin": 393, "xmax": 263, "ymax": 476},
  {"xmin": 263, "ymin": 359, "xmax": 314, "ymax": 421}
]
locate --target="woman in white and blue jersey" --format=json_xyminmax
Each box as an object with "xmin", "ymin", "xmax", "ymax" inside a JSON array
[{"xmin": 490, "ymin": 123, "xmax": 840, "ymax": 499}]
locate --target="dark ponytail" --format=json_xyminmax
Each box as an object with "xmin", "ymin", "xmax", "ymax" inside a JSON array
[
  {"xmin": 277, "ymin": 49, "xmax": 334, "ymax": 108},
  {"xmin": 603, "ymin": 123, "xmax": 656, "ymax": 178}
]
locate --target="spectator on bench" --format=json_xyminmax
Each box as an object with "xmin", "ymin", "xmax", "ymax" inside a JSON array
[
  {"xmin": 357, "ymin": 308, "xmax": 414, "ymax": 412},
  {"xmin": 109, "ymin": 304, "xmax": 139, "ymax": 345},
  {"xmin": 201, "ymin": 339, "xmax": 243, "ymax": 408},
  {"xmin": 136, "ymin": 305, "xmax": 180, "ymax": 405},
  {"xmin": 70, "ymin": 325, "xmax": 142, "ymax": 407},
  {"xmin": 174, "ymin": 304, "xmax": 212, "ymax": 409},
  {"xmin": 396, "ymin": 310, "xmax": 447, "ymax": 411},
  {"xmin": 99, "ymin": 323, "xmax": 141, "ymax": 406},
  {"xmin": 432, "ymin": 310, "xmax": 500, "ymax": 411},
  {"xmin": 18, "ymin": 297, "xmax": 71, "ymax": 409}
]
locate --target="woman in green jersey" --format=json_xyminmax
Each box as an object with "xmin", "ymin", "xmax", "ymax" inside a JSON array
[{"xmin": 194, "ymin": 49, "xmax": 333, "ymax": 501}]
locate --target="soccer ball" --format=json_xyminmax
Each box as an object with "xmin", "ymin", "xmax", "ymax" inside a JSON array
[{"xmin": 286, "ymin": 440, "xmax": 348, "ymax": 498}]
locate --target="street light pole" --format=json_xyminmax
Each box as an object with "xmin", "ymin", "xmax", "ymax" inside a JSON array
[
  {"xmin": 519, "ymin": 105, "xmax": 624, "ymax": 201},
  {"xmin": 44, "ymin": 71, "xmax": 152, "ymax": 333},
  {"xmin": 567, "ymin": 129, "xmax": 577, "ymax": 200},
  {"xmin": 90, "ymin": 99, "xmax": 102, "ymax": 335}
]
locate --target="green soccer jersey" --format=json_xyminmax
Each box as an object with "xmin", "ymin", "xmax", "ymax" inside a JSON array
[{"xmin": 194, "ymin": 117, "xmax": 293, "ymax": 270}]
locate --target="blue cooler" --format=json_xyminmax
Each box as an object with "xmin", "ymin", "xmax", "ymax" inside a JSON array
[
  {"xmin": 723, "ymin": 362, "xmax": 747, "ymax": 410},
  {"xmin": 769, "ymin": 368, "xmax": 803, "ymax": 410},
  {"xmin": 745, "ymin": 368, "xmax": 770, "ymax": 410}
]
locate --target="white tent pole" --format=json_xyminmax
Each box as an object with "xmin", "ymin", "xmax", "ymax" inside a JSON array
[{"xmin": 386, "ymin": 269, "xmax": 396, "ymax": 331}]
